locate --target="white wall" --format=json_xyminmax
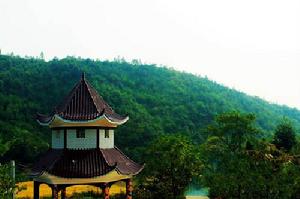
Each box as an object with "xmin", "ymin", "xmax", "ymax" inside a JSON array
[
  {"xmin": 52, "ymin": 129, "xmax": 64, "ymax": 149},
  {"xmin": 67, "ymin": 129, "xmax": 97, "ymax": 149},
  {"xmin": 52, "ymin": 128, "xmax": 114, "ymax": 149},
  {"xmin": 99, "ymin": 129, "xmax": 114, "ymax": 149}
]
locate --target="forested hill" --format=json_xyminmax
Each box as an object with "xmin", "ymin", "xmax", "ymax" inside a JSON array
[{"xmin": 0, "ymin": 54, "xmax": 300, "ymax": 164}]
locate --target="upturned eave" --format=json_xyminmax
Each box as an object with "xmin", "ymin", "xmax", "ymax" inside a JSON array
[
  {"xmin": 33, "ymin": 170, "xmax": 132, "ymax": 185},
  {"xmin": 37, "ymin": 114, "xmax": 129, "ymax": 128}
]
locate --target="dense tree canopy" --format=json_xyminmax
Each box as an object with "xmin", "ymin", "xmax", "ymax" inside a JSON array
[
  {"xmin": 1, "ymin": 54, "xmax": 300, "ymax": 176},
  {"xmin": 200, "ymin": 112, "xmax": 300, "ymax": 199}
]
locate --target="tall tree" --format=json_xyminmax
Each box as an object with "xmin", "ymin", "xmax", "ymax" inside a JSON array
[
  {"xmin": 207, "ymin": 111, "xmax": 259, "ymax": 151},
  {"xmin": 137, "ymin": 134, "xmax": 202, "ymax": 199},
  {"xmin": 273, "ymin": 119, "xmax": 297, "ymax": 151},
  {"xmin": 200, "ymin": 112, "xmax": 260, "ymax": 198}
]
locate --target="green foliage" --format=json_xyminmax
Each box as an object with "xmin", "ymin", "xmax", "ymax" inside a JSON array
[
  {"xmin": 2, "ymin": 54, "xmax": 300, "ymax": 197},
  {"xmin": 136, "ymin": 135, "xmax": 202, "ymax": 199},
  {"xmin": 200, "ymin": 112, "xmax": 300, "ymax": 198},
  {"xmin": 208, "ymin": 111, "xmax": 259, "ymax": 151},
  {"xmin": 273, "ymin": 119, "xmax": 297, "ymax": 151},
  {"xmin": 1, "ymin": 54, "xmax": 300, "ymax": 174},
  {"xmin": 0, "ymin": 163, "xmax": 17, "ymax": 198}
]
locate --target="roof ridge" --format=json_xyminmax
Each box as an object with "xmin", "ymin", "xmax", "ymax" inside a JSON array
[
  {"xmin": 112, "ymin": 147, "xmax": 145, "ymax": 175},
  {"xmin": 82, "ymin": 79, "xmax": 99, "ymax": 115},
  {"xmin": 114, "ymin": 146, "xmax": 132, "ymax": 161},
  {"xmin": 99, "ymin": 148, "xmax": 116, "ymax": 167},
  {"xmin": 83, "ymin": 78, "xmax": 102, "ymax": 114}
]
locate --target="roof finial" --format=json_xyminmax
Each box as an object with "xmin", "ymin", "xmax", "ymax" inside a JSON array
[{"xmin": 81, "ymin": 72, "xmax": 85, "ymax": 80}]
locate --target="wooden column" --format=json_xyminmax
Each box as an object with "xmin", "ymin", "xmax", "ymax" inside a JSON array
[
  {"xmin": 33, "ymin": 181, "xmax": 40, "ymax": 199},
  {"xmin": 64, "ymin": 128, "xmax": 67, "ymax": 149},
  {"xmin": 61, "ymin": 187, "xmax": 66, "ymax": 199},
  {"xmin": 96, "ymin": 128, "xmax": 100, "ymax": 148},
  {"xmin": 126, "ymin": 179, "xmax": 133, "ymax": 199},
  {"xmin": 51, "ymin": 185, "xmax": 58, "ymax": 199},
  {"xmin": 103, "ymin": 183, "xmax": 110, "ymax": 199}
]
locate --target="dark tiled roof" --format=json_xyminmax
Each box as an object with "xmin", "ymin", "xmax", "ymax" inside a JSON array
[
  {"xmin": 101, "ymin": 147, "xmax": 144, "ymax": 175},
  {"xmin": 31, "ymin": 149, "xmax": 63, "ymax": 176},
  {"xmin": 32, "ymin": 148, "xmax": 143, "ymax": 178},
  {"xmin": 36, "ymin": 113, "xmax": 53, "ymax": 124},
  {"xmin": 37, "ymin": 73, "xmax": 127, "ymax": 123}
]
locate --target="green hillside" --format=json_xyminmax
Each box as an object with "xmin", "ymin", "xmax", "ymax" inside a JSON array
[{"xmin": 0, "ymin": 54, "xmax": 299, "ymax": 164}]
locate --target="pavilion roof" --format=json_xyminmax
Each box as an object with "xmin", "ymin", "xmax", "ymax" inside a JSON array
[
  {"xmin": 36, "ymin": 73, "xmax": 128, "ymax": 124},
  {"xmin": 31, "ymin": 147, "xmax": 144, "ymax": 178}
]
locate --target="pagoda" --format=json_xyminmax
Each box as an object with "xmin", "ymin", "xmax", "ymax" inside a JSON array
[{"xmin": 31, "ymin": 73, "xmax": 144, "ymax": 199}]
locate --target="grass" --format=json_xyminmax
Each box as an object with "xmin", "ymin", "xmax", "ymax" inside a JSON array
[{"xmin": 16, "ymin": 181, "xmax": 125, "ymax": 198}]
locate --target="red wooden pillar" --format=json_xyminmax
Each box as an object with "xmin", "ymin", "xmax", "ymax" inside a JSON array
[
  {"xmin": 51, "ymin": 185, "xmax": 58, "ymax": 199},
  {"xmin": 126, "ymin": 179, "xmax": 133, "ymax": 199},
  {"xmin": 33, "ymin": 181, "xmax": 40, "ymax": 199},
  {"xmin": 103, "ymin": 183, "xmax": 110, "ymax": 199}
]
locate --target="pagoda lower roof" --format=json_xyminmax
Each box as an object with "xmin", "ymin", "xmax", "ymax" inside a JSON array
[{"xmin": 31, "ymin": 147, "xmax": 143, "ymax": 179}]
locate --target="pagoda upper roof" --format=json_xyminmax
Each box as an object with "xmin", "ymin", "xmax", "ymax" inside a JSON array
[
  {"xmin": 37, "ymin": 73, "xmax": 128, "ymax": 126},
  {"xmin": 31, "ymin": 147, "xmax": 144, "ymax": 178}
]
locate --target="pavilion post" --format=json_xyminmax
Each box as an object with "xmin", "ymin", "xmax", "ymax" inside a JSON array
[
  {"xmin": 61, "ymin": 186, "xmax": 66, "ymax": 199},
  {"xmin": 33, "ymin": 181, "xmax": 40, "ymax": 199},
  {"xmin": 126, "ymin": 179, "xmax": 133, "ymax": 199},
  {"xmin": 103, "ymin": 183, "xmax": 110, "ymax": 199},
  {"xmin": 51, "ymin": 185, "xmax": 59, "ymax": 199}
]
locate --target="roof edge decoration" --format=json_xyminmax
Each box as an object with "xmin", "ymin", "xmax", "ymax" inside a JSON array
[
  {"xmin": 37, "ymin": 113, "xmax": 129, "ymax": 127},
  {"xmin": 33, "ymin": 171, "xmax": 132, "ymax": 185},
  {"xmin": 36, "ymin": 73, "xmax": 128, "ymax": 127}
]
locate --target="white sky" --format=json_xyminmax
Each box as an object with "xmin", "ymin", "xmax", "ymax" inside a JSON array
[{"xmin": 1, "ymin": 0, "xmax": 300, "ymax": 108}]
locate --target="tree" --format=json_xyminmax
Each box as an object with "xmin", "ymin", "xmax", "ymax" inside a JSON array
[
  {"xmin": 200, "ymin": 112, "xmax": 261, "ymax": 198},
  {"xmin": 273, "ymin": 119, "xmax": 297, "ymax": 151},
  {"xmin": 200, "ymin": 112, "xmax": 300, "ymax": 199},
  {"xmin": 207, "ymin": 111, "xmax": 259, "ymax": 151},
  {"xmin": 39, "ymin": 52, "xmax": 44, "ymax": 60},
  {"xmin": 137, "ymin": 134, "xmax": 202, "ymax": 199},
  {"xmin": 0, "ymin": 163, "xmax": 17, "ymax": 198}
]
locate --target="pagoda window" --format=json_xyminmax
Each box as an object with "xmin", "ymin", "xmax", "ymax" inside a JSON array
[
  {"xmin": 105, "ymin": 129, "xmax": 109, "ymax": 138},
  {"xmin": 76, "ymin": 129, "xmax": 85, "ymax": 138}
]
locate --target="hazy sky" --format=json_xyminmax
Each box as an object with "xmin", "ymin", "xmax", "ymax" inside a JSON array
[{"xmin": 1, "ymin": 0, "xmax": 300, "ymax": 108}]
